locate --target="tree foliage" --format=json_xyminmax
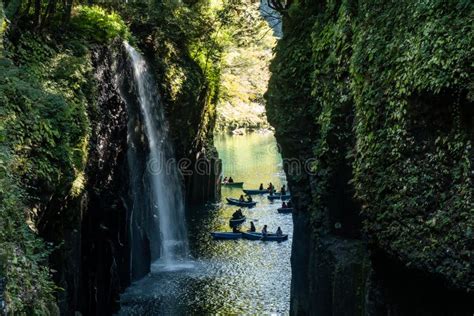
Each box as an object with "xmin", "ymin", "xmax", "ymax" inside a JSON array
[
  {"xmin": 70, "ymin": 5, "xmax": 130, "ymax": 43},
  {"xmin": 216, "ymin": 1, "xmax": 277, "ymax": 131}
]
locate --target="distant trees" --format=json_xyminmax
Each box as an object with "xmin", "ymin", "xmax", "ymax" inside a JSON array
[{"xmin": 3, "ymin": 0, "xmax": 87, "ymax": 29}]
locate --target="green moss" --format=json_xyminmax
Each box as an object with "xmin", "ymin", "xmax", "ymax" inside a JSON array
[
  {"xmin": 3, "ymin": 32, "xmax": 93, "ymax": 200},
  {"xmin": 0, "ymin": 30, "xmax": 94, "ymax": 311},
  {"xmin": 0, "ymin": 5, "xmax": 5, "ymax": 55},
  {"xmin": 266, "ymin": 7, "xmax": 317, "ymax": 140},
  {"xmin": 266, "ymin": 0, "xmax": 473, "ymax": 290},
  {"xmin": 0, "ymin": 7, "xmax": 56, "ymax": 312},
  {"xmin": 351, "ymin": 0, "xmax": 473, "ymax": 289}
]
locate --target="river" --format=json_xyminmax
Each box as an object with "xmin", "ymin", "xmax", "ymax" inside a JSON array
[{"xmin": 119, "ymin": 132, "xmax": 292, "ymax": 315}]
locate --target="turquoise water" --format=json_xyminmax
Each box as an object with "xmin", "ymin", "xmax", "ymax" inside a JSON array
[
  {"xmin": 216, "ymin": 132, "xmax": 285, "ymax": 189},
  {"xmin": 119, "ymin": 132, "xmax": 292, "ymax": 315}
]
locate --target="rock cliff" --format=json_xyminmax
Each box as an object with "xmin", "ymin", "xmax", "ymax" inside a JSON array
[{"xmin": 265, "ymin": 0, "xmax": 473, "ymax": 314}]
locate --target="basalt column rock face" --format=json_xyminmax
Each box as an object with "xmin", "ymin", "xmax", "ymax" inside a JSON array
[
  {"xmin": 79, "ymin": 43, "xmax": 130, "ymax": 315},
  {"xmin": 266, "ymin": 0, "xmax": 473, "ymax": 315}
]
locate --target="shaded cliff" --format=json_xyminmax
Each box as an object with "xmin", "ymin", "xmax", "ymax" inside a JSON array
[
  {"xmin": 1, "ymin": 3, "xmax": 221, "ymax": 314},
  {"xmin": 266, "ymin": 0, "xmax": 473, "ymax": 314},
  {"xmin": 0, "ymin": 31, "xmax": 130, "ymax": 313},
  {"xmin": 0, "ymin": 26, "xmax": 94, "ymax": 313},
  {"xmin": 78, "ymin": 43, "xmax": 131, "ymax": 315}
]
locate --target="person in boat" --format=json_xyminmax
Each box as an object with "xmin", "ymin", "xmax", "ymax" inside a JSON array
[
  {"xmin": 282, "ymin": 201, "xmax": 288, "ymax": 208},
  {"xmin": 249, "ymin": 221, "xmax": 256, "ymax": 232},
  {"xmin": 223, "ymin": 176, "xmax": 228, "ymax": 184},
  {"xmin": 259, "ymin": 183, "xmax": 264, "ymax": 190},
  {"xmin": 232, "ymin": 209, "xmax": 243, "ymax": 219},
  {"xmin": 237, "ymin": 209, "xmax": 244, "ymax": 218},
  {"xmin": 281, "ymin": 185, "xmax": 287, "ymax": 195},
  {"xmin": 239, "ymin": 194, "xmax": 245, "ymax": 202},
  {"xmin": 287, "ymin": 200, "xmax": 293, "ymax": 208},
  {"xmin": 262, "ymin": 225, "xmax": 268, "ymax": 236},
  {"xmin": 228, "ymin": 177, "xmax": 234, "ymax": 183},
  {"xmin": 276, "ymin": 227, "xmax": 283, "ymax": 236},
  {"xmin": 268, "ymin": 183, "xmax": 275, "ymax": 195},
  {"xmin": 246, "ymin": 195, "xmax": 253, "ymax": 202}
]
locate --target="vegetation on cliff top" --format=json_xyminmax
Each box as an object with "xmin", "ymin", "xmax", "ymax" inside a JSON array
[{"xmin": 266, "ymin": 0, "xmax": 473, "ymax": 290}]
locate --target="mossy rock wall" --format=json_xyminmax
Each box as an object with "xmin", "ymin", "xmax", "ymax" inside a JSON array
[
  {"xmin": 266, "ymin": 0, "xmax": 473, "ymax": 314},
  {"xmin": 1, "ymin": 4, "xmax": 222, "ymax": 313}
]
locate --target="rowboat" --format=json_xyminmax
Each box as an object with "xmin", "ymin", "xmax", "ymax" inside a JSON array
[
  {"xmin": 267, "ymin": 194, "xmax": 291, "ymax": 201},
  {"xmin": 277, "ymin": 207, "xmax": 293, "ymax": 214},
  {"xmin": 242, "ymin": 232, "xmax": 288, "ymax": 242},
  {"xmin": 222, "ymin": 182, "xmax": 244, "ymax": 187},
  {"xmin": 229, "ymin": 216, "xmax": 246, "ymax": 226},
  {"xmin": 226, "ymin": 197, "xmax": 257, "ymax": 207},
  {"xmin": 243, "ymin": 189, "xmax": 270, "ymax": 195},
  {"xmin": 211, "ymin": 232, "xmax": 242, "ymax": 240}
]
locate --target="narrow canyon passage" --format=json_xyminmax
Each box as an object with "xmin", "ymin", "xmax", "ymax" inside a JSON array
[
  {"xmin": 119, "ymin": 133, "xmax": 292, "ymax": 314},
  {"xmin": 116, "ymin": 5, "xmax": 290, "ymax": 314},
  {"xmin": 1, "ymin": 1, "xmax": 471, "ymax": 315}
]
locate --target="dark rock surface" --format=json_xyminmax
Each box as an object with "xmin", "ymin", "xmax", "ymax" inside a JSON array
[{"xmin": 78, "ymin": 44, "xmax": 130, "ymax": 315}]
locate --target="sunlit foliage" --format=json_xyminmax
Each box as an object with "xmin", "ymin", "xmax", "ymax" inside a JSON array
[
  {"xmin": 216, "ymin": 1, "xmax": 277, "ymax": 132},
  {"xmin": 70, "ymin": 5, "xmax": 130, "ymax": 42}
]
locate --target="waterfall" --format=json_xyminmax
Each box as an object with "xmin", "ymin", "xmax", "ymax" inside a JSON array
[{"xmin": 123, "ymin": 41, "xmax": 189, "ymax": 272}]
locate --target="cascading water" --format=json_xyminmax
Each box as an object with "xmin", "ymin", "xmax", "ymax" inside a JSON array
[{"xmin": 123, "ymin": 41, "xmax": 189, "ymax": 272}]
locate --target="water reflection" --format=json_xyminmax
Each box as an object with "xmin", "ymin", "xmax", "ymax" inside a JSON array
[{"xmin": 119, "ymin": 132, "xmax": 291, "ymax": 315}]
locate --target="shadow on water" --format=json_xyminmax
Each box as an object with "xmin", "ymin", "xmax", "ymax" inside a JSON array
[{"xmin": 119, "ymin": 133, "xmax": 292, "ymax": 315}]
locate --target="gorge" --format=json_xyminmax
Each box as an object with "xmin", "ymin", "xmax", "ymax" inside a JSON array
[{"xmin": 0, "ymin": 0, "xmax": 473, "ymax": 315}]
